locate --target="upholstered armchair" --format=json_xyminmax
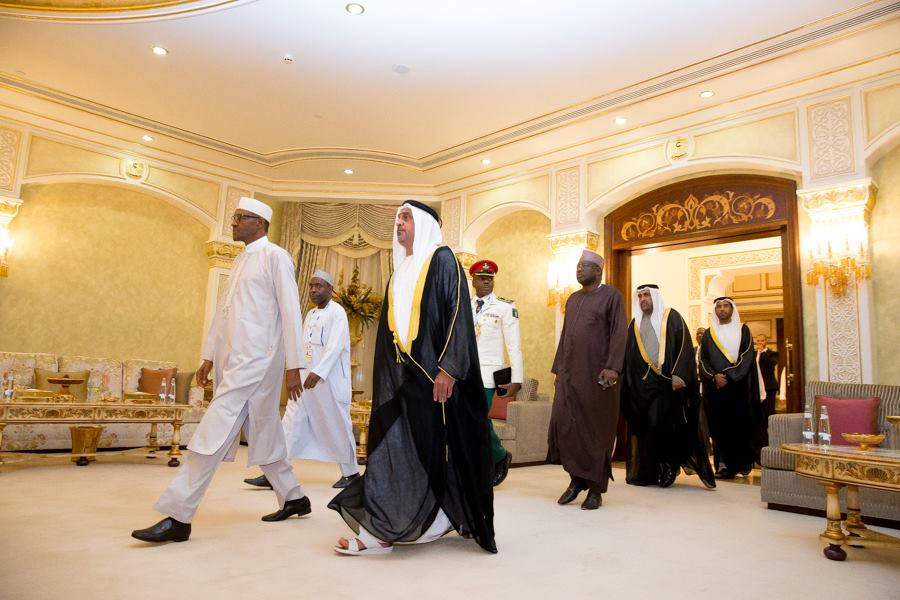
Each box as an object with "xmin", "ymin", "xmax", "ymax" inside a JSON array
[
  {"xmin": 760, "ymin": 380, "xmax": 900, "ymax": 522},
  {"xmin": 491, "ymin": 377, "xmax": 553, "ymax": 465}
]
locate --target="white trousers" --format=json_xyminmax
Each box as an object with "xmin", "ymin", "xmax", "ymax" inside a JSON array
[
  {"xmin": 357, "ymin": 509, "xmax": 452, "ymax": 547},
  {"xmin": 154, "ymin": 404, "xmax": 304, "ymax": 523},
  {"xmin": 283, "ymin": 392, "xmax": 359, "ymax": 478}
]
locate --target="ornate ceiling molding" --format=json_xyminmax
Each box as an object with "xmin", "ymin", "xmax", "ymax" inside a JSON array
[
  {"xmin": 2, "ymin": 2, "xmax": 897, "ymax": 169},
  {"xmin": 0, "ymin": 0, "xmax": 250, "ymax": 22}
]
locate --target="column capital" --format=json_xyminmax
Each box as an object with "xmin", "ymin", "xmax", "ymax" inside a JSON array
[
  {"xmin": 798, "ymin": 178, "xmax": 876, "ymax": 218},
  {"xmin": 547, "ymin": 229, "xmax": 600, "ymax": 253},
  {"xmin": 455, "ymin": 251, "xmax": 477, "ymax": 274},
  {"xmin": 204, "ymin": 240, "xmax": 243, "ymax": 269}
]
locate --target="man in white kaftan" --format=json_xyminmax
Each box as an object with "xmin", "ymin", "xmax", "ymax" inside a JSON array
[
  {"xmin": 243, "ymin": 270, "xmax": 360, "ymax": 490},
  {"xmin": 132, "ymin": 197, "xmax": 310, "ymax": 544}
]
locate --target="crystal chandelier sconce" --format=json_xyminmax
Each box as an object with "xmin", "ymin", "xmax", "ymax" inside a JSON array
[
  {"xmin": 546, "ymin": 231, "xmax": 600, "ymax": 310},
  {"xmin": 799, "ymin": 181, "xmax": 875, "ymax": 297},
  {"xmin": 0, "ymin": 197, "xmax": 22, "ymax": 278}
]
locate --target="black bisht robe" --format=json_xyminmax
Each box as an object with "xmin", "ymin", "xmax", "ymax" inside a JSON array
[
  {"xmin": 328, "ymin": 246, "xmax": 496, "ymax": 553},
  {"xmin": 698, "ymin": 324, "xmax": 761, "ymax": 475},
  {"xmin": 620, "ymin": 309, "xmax": 716, "ymax": 488}
]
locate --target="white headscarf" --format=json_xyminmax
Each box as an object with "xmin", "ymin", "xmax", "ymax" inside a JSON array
[
  {"xmin": 711, "ymin": 297, "xmax": 742, "ymax": 360},
  {"xmin": 632, "ymin": 285, "xmax": 665, "ymax": 339},
  {"xmin": 391, "ymin": 203, "xmax": 442, "ymax": 346}
]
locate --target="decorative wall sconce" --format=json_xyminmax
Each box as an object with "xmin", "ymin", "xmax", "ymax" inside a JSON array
[
  {"xmin": 0, "ymin": 197, "xmax": 22, "ymax": 278},
  {"xmin": 547, "ymin": 230, "xmax": 600, "ymax": 310},
  {"xmin": 799, "ymin": 180, "xmax": 875, "ymax": 296},
  {"xmin": 0, "ymin": 228, "xmax": 12, "ymax": 278}
]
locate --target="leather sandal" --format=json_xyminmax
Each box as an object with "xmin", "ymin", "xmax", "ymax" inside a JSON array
[{"xmin": 334, "ymin": 538, "xmax": 393, "ymax": 556}]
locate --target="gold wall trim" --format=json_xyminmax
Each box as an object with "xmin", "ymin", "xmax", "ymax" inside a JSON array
[
  {"xmin": 0, "ymin": 0, "xmax": 245, "ymax": 21},
  {"xmin": 619, "ymin": 191, "xmax": 778, "ymax": 242}
]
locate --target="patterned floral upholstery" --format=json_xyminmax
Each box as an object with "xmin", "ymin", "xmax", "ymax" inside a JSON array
[
  {"xmin": 2, "ymin": 353, "xmax": 205, "ymax": 452},
  {"xmin": 0, "ymin": 351, "xmax": 57, "ymax": 387},
  {"xmin": 58, "ymin": 355, "xmax": 123, "ymax": 401},
  {"xmin": 123, "ymin": 358, "xmax": 177, "ymax": 394}
]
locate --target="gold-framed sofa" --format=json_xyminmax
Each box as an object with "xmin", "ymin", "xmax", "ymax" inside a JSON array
[{"xmin": 0, "ymin": 351, "xmax": 205, "ymax": 452}]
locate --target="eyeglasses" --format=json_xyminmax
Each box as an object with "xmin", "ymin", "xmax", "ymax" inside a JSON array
[{"xmin": 231, "ymin": 213, "xmax": 262, "ymax": 224}]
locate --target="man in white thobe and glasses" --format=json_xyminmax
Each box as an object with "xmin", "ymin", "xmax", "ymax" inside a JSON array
[{"xmin": 132, "ymin": 197, "xmax": 310, "ymax": 543}]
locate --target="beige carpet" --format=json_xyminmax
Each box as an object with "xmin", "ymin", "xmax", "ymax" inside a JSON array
[{"xmin": 1, "ymin": 447, "xmax": 898, "ymax": 600}]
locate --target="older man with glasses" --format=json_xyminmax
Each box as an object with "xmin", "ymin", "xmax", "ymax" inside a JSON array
[{"xmin": 132, "ymin": 197, "xmax": 309, "ymax": 543}]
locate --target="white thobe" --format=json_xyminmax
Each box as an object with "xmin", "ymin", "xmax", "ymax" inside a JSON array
[
  {"xmin": 191, "ymin": 236, "xmax": 305, "ymax": 465},
  {"xmin": 154, "ymin": 236, "xmax": 305, "ymax": 522},
  {"xmin": 283, "ymin": 300, "xmax": 358, "ymax": 476}
]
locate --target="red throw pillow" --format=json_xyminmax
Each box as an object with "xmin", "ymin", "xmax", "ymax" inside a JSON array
[
  {"xmin": 488, "ymin": 391, "xmax": 513, "ymax": 420},
  {"xmin": 814, "ymin": 395, "xmax": 880, "ymax": 446},
  {"xmin": 139, "ymin": 367, "xmax": 178, "ymax": 395}
]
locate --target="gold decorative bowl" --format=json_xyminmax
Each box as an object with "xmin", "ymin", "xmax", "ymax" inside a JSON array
[{"xmin": 841, "ymin": 432, "xmax": 885, "ymax": 451}]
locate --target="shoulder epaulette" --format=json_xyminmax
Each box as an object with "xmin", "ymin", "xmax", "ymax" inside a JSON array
[{"xmin": 497, "ymin": 296, "xmax": 515, "ymax": 304}]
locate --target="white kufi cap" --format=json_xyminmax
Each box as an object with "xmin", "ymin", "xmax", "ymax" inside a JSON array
[{"xmin": 237, "ymin": 196, "xmax": 273, "ymax": 222}]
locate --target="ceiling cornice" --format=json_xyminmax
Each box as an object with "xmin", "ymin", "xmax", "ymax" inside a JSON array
[{"xmin": 2, "ymin": 1, "xmax": 897, "ymax": 172}]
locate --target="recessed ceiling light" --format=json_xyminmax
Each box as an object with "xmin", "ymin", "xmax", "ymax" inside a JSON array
[
  {"xmin": 614, "ymin": 117, "xmax": 627, "ymax": 126},
  {"xmin": 344, "ymin": 168, "xmax": 354, "ymax": 175},
  {"xmin": 481, "ymin": 158, "xmax": 492, "ymax": 166},
  {"xmin": 345, "ymin": 3, "xmax": 365, "ymax": 15},
  {"xmin": 283, "ymin": 54, "xmax": 293, "ymax": 65},
  {"xmin": 699, "ymin": 90, "xmax": 714, "ymax": 99},
  {"xmin": 141, "ymin": 134, "xmax": 154, "ymax": 142},
  {"xmin": 152, "ymin": 46, "xmax": 168, "ymax": 56},
  {"xmin": 392, "ymin": 64, "xmax": 411, "ymax": 75}
]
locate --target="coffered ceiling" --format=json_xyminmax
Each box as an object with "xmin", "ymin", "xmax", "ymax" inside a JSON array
[{"xmin": 1, "ymin": 0, "xmax": 898, "ymax": 186}]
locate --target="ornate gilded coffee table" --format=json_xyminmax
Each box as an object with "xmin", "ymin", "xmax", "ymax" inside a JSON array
[
  {"xmin": 0, "ymin": 400, "xmax": 188, "ymax": 467},
  {"xmin": 782, "ymin": 443, "xmax": 900, "ymax": 561}
]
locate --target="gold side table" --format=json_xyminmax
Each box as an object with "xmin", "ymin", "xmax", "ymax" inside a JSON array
[
  {"xmin": 70, "ymin": 425, "xmax": 104, "ymax": 466},
  {"xmin": 350, "ymin": 399, "xmax": 372, "ymax": 465}
]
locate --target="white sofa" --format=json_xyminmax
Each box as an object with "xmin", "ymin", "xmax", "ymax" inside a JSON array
[{"xmin": 0, "ymin": 351, "xmax": 205, "ymax": 451}]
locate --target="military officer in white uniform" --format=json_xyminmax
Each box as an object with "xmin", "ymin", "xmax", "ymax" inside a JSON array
[{"xmin": 470, "ymin": 259, "xmax": 524, "ymax": 486}]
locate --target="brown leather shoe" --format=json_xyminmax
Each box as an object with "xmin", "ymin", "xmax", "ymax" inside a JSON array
[
  {"xmin": 261, "ymin": 496, "xmax": 311, "ymax": 521},
  {"xmin": 131, "ymin": 517, "xmax": 191, "ymax": 543},
  {"xmin": 581, "ymin": 491, "xmax": 602, "ymax": 510}
]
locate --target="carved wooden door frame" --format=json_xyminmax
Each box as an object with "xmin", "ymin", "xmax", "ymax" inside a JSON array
[{"xmin": 604, "ymin": 174, "xmax": 804, "ymax": 412}]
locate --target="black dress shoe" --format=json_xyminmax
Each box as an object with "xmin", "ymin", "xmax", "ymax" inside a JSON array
[
  {"xmin": 715, "ymin": 468, "xmax": 735, "ymax": 480},
  {"xmin": 131, "ymin": 517, "xmax": 191, "ymax": 543},
  {"xmin": 261, "ymin": 496, "xmax": 311, "ymax": 522},
  {"xmin": 658, "ymin": 464, "xmax": 677, "ymax": 488},
  {"xmin": 332, "ymin": 473, "xmax": 360, "ymax": 489},
  {"xmin": 492, "ymin": 451, "xmax": 513, "ymax": 487},
  {"xmin": 557, "ymin": 482, "xmax": 585, "ymax": 505},
  {"xmin": 243, "ymin": 474, "xmax": 272, "ymax": 488},
  {"xmin": 581, "ymin": 491, "xmax": 602, "ymax": 510}
]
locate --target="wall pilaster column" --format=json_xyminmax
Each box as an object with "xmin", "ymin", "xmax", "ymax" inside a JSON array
[
  {"xmin": 799, "ymin": 179, "xmax": 876, "ymax": 383},
  {"xmin": 202, "ymin": 240, "xmax": 243, "ymax": 338}
]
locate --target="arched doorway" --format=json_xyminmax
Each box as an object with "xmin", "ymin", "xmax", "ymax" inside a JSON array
[{"xmin": 603, "ymin": 174, "xmax": 804, "ymax": 412}]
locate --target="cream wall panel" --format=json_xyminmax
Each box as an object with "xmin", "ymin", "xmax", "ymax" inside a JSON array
[
  {"xmin": 587, "ymin": 145, "xmax": 668, "ymax": 201},
  {"xmin": 476, "ymin": 210, "xmax": 555, "ymax": 397},
  {"xmin": 864, "ymin": 82, "xmax": 900, "ymax": 144},
  {"xmin": 870, "ymin": 144, "xmax": 900, "ymax": 384},
  {"xmin": 0, "ymin": 182, "xmax": 208, "ymax": 372},
  {"xmin": 254, "ymin": 192, "xmax": 285, "ymax": 246},
  {"xmin": 466, "ymin": 175, "xmax": 549, "ymax": 228},
  {"xmin": 144, "ymin": 167, "xmax": 220, "ymax": 219},
  {"xmin": 25, "ymin": 136, "xmax": 120, "ymax": 178},
  {"xmin": 693, "ymin": 113, "xmax": 797, "ymax": 162}
]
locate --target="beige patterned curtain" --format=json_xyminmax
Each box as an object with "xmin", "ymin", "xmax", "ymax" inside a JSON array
[{"xmin": 280, "ymin": 202, "xmax": 397, "ymax": 399}]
